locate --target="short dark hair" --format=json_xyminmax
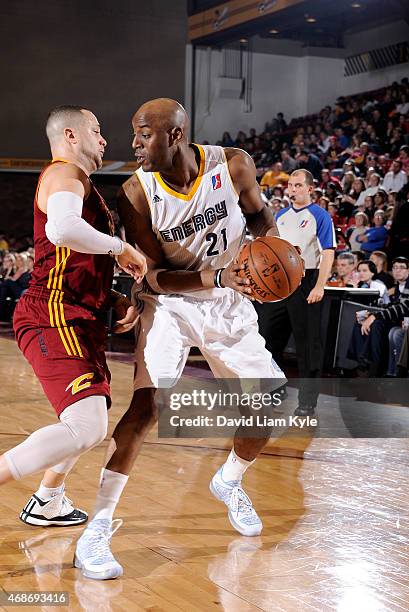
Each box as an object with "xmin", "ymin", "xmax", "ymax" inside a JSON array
[
  {"xmin": 358, "ymin": 260, "xmax": 377, "ymax": 275},
  {"xmin": 392, "ymin": 257, "xmax": 409, "ymax": 268},
  {"xmin": 291, "ymin": 168, "xmax": 314, "ymax": 186}
]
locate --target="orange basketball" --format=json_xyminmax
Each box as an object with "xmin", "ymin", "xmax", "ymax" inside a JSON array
[{"xmin": 237, "ymin": 236, "xmax": 304, "ymax": 302}]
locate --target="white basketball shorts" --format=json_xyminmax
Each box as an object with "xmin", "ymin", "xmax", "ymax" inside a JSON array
[{"xmin": 133, "ymin": 290, "xmax": 285, "ymax": 390}]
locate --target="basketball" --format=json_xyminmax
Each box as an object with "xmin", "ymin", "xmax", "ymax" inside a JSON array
[{"xmin": 237, "ymin": 236, "xmax": 304, "ymax": 302}]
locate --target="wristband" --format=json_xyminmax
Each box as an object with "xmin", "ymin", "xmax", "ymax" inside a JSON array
[{"xmin": 213, "ymin": 268, "xmax": 225, "ymax": 288}]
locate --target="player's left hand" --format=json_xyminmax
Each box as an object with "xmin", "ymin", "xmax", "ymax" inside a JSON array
[
  {"xmin": 113, "ymin": 303, "xmax": 142, "ymax": 334},
  {"xmin": 361, "ymin": 314, "xmax": 375, "ymax": 335},
  {"xmin": 111, "ymin": 293, "xmax": 141, "ymax": 333},
  {"xmin": 306, "ymin": 285, "xmax": 324, "ymax": 304}
]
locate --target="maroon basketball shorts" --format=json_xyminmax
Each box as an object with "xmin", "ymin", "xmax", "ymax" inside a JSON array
[{"xmin": 13, "ymin": 295, "xmax": 111, "ymax": 416}]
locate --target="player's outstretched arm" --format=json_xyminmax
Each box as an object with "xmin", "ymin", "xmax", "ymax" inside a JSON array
[
  {"xmin": 225, "ymin": 147, "xmax": 279, "ymax": 238},
  {"xmin": 40, "ymin": 163, "xmax": 146, "ymax": 281}
]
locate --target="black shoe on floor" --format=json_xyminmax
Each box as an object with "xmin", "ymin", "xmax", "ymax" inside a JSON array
[{"xmin": 294, "ymin": 405, "xmax": 315, "ymax": 417}]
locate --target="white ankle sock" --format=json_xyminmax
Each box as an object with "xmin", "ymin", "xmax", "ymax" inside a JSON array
[
  {"xmin": 92, "ymin": 468, "xmax": 129, "ymax": 521},
  {"xmin": 221, "ymin": 449, "xmax": 255, "ymax": 482},
  {"xmin": 36, "ymin": 481, "xmax": 65, "ymax": 500}
]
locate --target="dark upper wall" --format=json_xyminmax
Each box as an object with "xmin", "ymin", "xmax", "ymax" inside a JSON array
[{"xmin": 1, "ymin": 0, "xmax": 187, "ymax": 159}]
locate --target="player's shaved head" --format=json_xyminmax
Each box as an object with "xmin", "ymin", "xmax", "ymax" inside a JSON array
[
  {"xmin": 46, "ymin": 105, "xmax": 90, "ymax": 143},
  {"xmin": 133, "ymin": 98, "xmax": 189, "ymax": 135}
]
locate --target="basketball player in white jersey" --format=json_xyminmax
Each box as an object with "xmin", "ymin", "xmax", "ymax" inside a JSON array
[{"xmin": 74, "ymin": 99, "xmax": 286, "ymax": 580}]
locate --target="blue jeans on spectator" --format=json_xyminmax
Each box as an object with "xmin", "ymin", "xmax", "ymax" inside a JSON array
[
  {"xmin": 348, "ymin": 319, "xmax": 393, "ymax": 375},
  {"xmin": 387, "ymin": 327, "xmax": 405, "ymax": 376}
]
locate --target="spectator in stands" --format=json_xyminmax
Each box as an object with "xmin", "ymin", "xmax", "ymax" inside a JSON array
[
  {"xmin": 280, "ymin": 149, "xmax": 297, "ymax": 173},
  {"xmin": 269, "ymin": 197, "xmax": 285, "ymax": 215},
  {"xmin": 0, "ymin": 252, "xmax": 16, "ymax": 280},
  {"xmin": 342, "ymin": 170, "xmax": 357, "ymax": 194},
  {"xmin": 325, "ymin": 136, "xmax": 342, "ymax": 166},
  {"xmin": 373, "ymin": 189, "xmax": 388, "ymax": 211},
  {"xmin": 0, "ymin": 252, "xmax": 31, "ymax": 321},
  {"xmin": 326, "ymin": 252, "xmax": 357, "ymax": 287},
  {"xmin": 372, "ymin": 108, "xmax": 387, "ymax": 140},
  {"xmin": 221, "ymin": 131, "xmax": 234, "ymax": 147},
  {"xmin": 319, "ymin": 196, "xmax": 329, "ymax": 210},
  {"xmin": 387, "ymin": 192, "xmax": 397, "ymax": 207},
  {"xmin": 325, "ymin": 182, "xmax": 339, "ymax": 204},
  {"xmin": 348, "ymin": 211, "xmax": 369, "ymax": 251},
  {"xmin": 328, "ymin": 203, "xmax": 340, "ymax": 226},
  {"xmin": 355, "ymin": 260, "xmax": 389, "ymax": 302},
  {"xmin": 382, "ymin": 159, "xmax": 407, "ymax": 193},
  {"xmin": 273, "ymin": 112, "xmax": 287, "ymax": 132},
  {"xmin": 343, "ymin": 177, "xmax": 366, "ymax": 207},
  {"xmin": 0, "ymin": 236, "xmax": 9, "ymax": 251},
  {"xmin": 320, "ymin": 168, "xmax": 341, "ymax": 191},
  {"xmin": 296, "ymin": 149, "xmax": 324, "ymax": 180},
  {"xmin": 398, "ymin": 145, "xmax": 409, "ymax": 171},
  {"xmin": 349, "ymin": 257, "xmax": 409, "ymax": 376},
  {"xmin": 235, "ymin": 130, "xmax": 247, "ymax": 146},
  {"xmin": 369, "ymin": 250, "xmax": 394, "ymax": 290},
  {"xmin": 356, "ymin": 210, "xmax": 388, "ymax": 255},
  {"xmin": 396, "ymin": 93, "xmax": 409, "ymax": 116},
  {"xmin": 260, "ymin": 161, "xmax": 290, "ymax": 192},
  {"xmin": 362, "ymin": 194, "xmax": 375, "ymax": 218},
  {"xmin": 356, "ymin": 172, "xmax": 381, "ymax": 206}
]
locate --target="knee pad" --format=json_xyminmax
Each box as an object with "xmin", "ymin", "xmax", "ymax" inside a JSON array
[{"xmin": 60, "ymin": 395, "xmax": 108, "ymax": 454}]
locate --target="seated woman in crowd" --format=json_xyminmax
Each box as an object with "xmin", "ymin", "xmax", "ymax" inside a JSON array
[
  {"xmin": 0, "ymin": 252, "xmax": 16, "ymax": 281},
  {"xmin": 356, "ymin": 210, "xmax": 388, "ymax": 255},
  {"xmin": 347, "ymin": 211, "xmax": 369, "ymax": 251},
  {"xmin": 373, "ymin": 189, "xmax": 388, "ymax": 212}
]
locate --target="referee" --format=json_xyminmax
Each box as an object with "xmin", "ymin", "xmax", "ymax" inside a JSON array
[{"xmin": 255, "ymin": 169, "xmax": 336, "ymax": 416}]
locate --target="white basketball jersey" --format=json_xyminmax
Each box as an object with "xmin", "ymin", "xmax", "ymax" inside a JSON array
[{"xmin": 135, "ymin": 145, "xmax": 246, "ymax": 290}]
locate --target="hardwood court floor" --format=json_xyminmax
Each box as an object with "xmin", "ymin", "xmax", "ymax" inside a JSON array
[{"xmin": 1, "ymin": 336, "xmax": 409, "ymax": 611}]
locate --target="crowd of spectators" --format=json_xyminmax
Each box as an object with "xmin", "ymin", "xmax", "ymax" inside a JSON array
[
  {"xmin": 0, "ymin": 237, "xmax": 34, "ymax": 322},
  {"xmin": 213, "ymin": 77, "xmax": 409, "ymax": 377}
]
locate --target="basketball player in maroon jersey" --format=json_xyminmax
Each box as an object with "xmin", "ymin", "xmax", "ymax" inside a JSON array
[
  {"xmin": 73, "ymin": 98, "xmax": 287, "ymax": 581},
  {"xmin": 0, "ymin": 107, "xmax": 146, "ymax": 530}
]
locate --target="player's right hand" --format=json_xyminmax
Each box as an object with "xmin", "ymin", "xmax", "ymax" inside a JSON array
[
  {"xmin": 221, "ymin": 261, "xmax": 254, "ymax": 299},
  {"xmin": 116, "ymin": 243, "xmax": 147, "ymax": 282}
]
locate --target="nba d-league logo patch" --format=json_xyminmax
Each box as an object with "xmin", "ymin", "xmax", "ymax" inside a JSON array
[{"xmin": 212, "ymin": 173, "xmax": 222, "ymax": 190}]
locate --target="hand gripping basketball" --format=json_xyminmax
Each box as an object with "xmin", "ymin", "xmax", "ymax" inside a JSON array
[{"xmin": 236, "ymin": 236, "xmax": 304, "ymax": 302}]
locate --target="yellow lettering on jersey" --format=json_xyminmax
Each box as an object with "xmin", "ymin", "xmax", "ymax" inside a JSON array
[{"xmin": 65, "ymin": 372, "xmax": 95, "ymax": 395}]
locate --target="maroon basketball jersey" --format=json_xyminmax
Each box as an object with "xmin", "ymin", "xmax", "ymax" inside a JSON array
[{"xmin": 26, "ymin": 160, "xmax": 115, "ymax": 320}]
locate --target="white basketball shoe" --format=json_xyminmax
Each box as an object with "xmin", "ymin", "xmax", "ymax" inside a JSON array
[
  {"xmin": 209, "ymin": 467, "xmax": 263, "ymax": 536},
  {"xmin": 74, "ymin": 518, "xmax": 123, "ymax": 580}
]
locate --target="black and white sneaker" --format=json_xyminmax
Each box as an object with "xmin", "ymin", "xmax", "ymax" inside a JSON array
[{"xmin": 20, "ymin": 492, "xmax": 88, "ymax": 527}]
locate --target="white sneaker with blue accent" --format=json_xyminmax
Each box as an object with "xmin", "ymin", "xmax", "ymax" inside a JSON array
[
  {"xmin": 209, "ymin": 467, "xmax": 263, "ymax": 537},
  {"xmin": 74, "ymin": 518, "xmax": 123, "ymax": 580}
]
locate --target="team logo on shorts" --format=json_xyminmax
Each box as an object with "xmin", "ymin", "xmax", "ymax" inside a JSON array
[
  {"xmin": 212, "ymin": 173, "xmax": 222, "ymax": 190},
  {"xmin": 65, "ymin": 372, "xmax": 95, "ymax": 395}
]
